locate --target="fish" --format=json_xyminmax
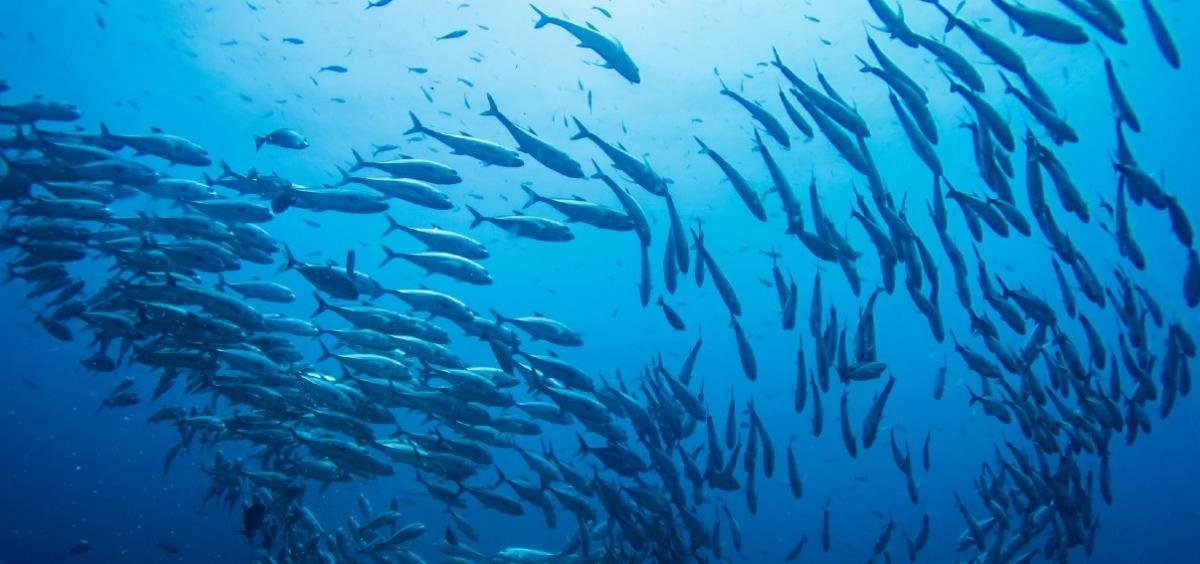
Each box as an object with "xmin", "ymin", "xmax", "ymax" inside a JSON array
[
  {"xmin": 437, "ymin": 29, "xmax": 468, "ymax": 40},
  {"xmin": 1141, "ymin": 0, "xmax": 1180, "ymax": 68},
  {"xmin": 466, "ymin": 205, "xmax": 573, "ymax": 242},
  {"xmin": 992, "ymin": 0, "xmax": 1089, "ymax": 44},
  {"xmin": 717, "ymin": 76, "xmax": 790, "ymax": 147},
  {"xmin": 405, "ymin": 112, "xmax": 523, "ymax": 167},
  {"xmin": 530, "ymin": 4, "xmax": 640, "ymax": 83},
  {"xmin": 657, "ymin": 296, "xmax": 686, "ymax": 330},
  {"xmin": 254, "ymin": 128, "xmax": 308, "ymax": 151},
  {"xmin": 319, "ymin": 65, "xmax": 348, "ymax": 73},
  {"xmin": 570, "ymin": 117, "xmax": 667, "ymax": 196}
]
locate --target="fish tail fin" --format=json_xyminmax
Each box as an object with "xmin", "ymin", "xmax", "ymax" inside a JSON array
[
  {"xmin": 493, "ymin": 466, "xmax": 507, "ymax": 488},
  {"xmin": 382, "ymin": 213, "xmax": 403, "ymax": 236},
  {"xmin": 520, "ymin": 184, "xmax": 541, "ymax": 209},
  {"xmin": 379, "ymin": 244, "xmax": 401, "ymax": 267},
  {"xmin": 770, "ymin": 45, "xmax": 783, "ymax": 68},
  {"xmin": 317, "ymin": 340, "xmax": 335, "ymax": 363},
  {"xmin": 278, "ymin": 243, "xmax": 297, "ymax": 273},
  {"xmin": 404, "ymin": 111, "xmax": 425, "ymax": 135},
  {"xmin": 574, "ymin": 432, "xmax": 589, "ymax": 458},
  {"xmin": 254, "ymin": 135, "xmax": 266, "ymax": 151},
  {"xmin": 530, "ymin": 4, "xmax": 552, "ymax": 28},
  {"xmin": 854, "ymin": 55, "xmax": 872, "ymax": 73},
  {"xmin": 350, "ymin": 148, "xmax": 366, "ymax": 171},
  {"xmin": 569, "ymin": 117, "xmax": 589, "ymax": 141},
  {"xmin": 311, "ymin": 291, "xmax": 330, "ymax": 317},
  {"xmin": 465, "ymin": 205, "xmax": 486, "ymax": 229},
  {"xmin": 481, "ymin": 93, "xmax": 500, "ymax": 117},
  {"xmin": 588, "ymin": 159, "xmax": 605, "ymax": 179}
]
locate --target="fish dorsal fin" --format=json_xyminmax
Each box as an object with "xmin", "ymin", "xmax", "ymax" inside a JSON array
[
  {"xmin": 617, "ymin": 141, "xmax": 628, "ymax": 151},
  {"xmin": 533, "ymin": 311, "xmax": 544, "ymax": 317},
  {"xmin": 459, "ymin": 131, "xmax": 474, "ymax": 137},
  {"xmin": 571, "ymin": 195, "xmax": 586, "ymax": 201},
  {"xmin": 151, "ymin": 126, "xmax": 164, "ymax": 133},
  {"xmin": 511, "ymin": 209, "xmax": 526, "ymax": 216},
  {"xmin": 586, "ymin": 22, "xmax": 598, "ymax": 32}
]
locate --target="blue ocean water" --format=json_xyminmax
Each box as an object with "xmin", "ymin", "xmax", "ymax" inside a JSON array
[{"xmin": 1, "ymin": 0, "xmax": 1198, "ymax": 562}]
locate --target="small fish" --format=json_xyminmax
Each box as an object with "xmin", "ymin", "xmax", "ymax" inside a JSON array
[
  {"xmin": 70, "ymin": 540, "xmax": 93, "ymax": 555},
  {"xmin": 592, "ymin": 6, "xmax": 612, "ymax": 18},
  {"xmin": 657, "ymin": 297, "xmax": 686, "ymax": 331},
  {"xmin": 320, "ymin": 65, "xmax": 348, "ymax": 73},
  {"xmin": 282, "ymin": 37, "xmax": 304, "ymax": 44},
  {"xmin": 408, "ymin": 67, "xmax": 428, "ymax": 74},
  {"xmin": 437, "ymin": 29, "xmax": 468, "ymax": 40},
  {"xmin": 254, "ymin": 128, "xmax": 308, "ymax": 151}
]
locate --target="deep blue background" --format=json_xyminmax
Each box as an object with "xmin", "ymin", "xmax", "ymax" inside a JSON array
[{"xmin": 1, "ymin": 1, "xmax": 1198, "ymax": 562}]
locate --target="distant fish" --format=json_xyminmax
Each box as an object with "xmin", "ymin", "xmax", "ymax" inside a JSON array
[
  {"xmin": 220, "ymin": 39, "xmax": 238, "ymax": 46},
  {"xmin": 437, "ymin": 29, "xmax": 468, "ymax": 40},
  {"xmin": 69, "ymin": 540, "xmax": 92, "ymax": 555},
  {"xmin": 282, "ymin": 37, "xmax": 304, "ymax": 44},
  {"xmin": 96, "ymin": 13, "xmax": 105, "ymax": 29},
  {"xmin": 408, "ymin": 67, "xmax": 428, "ymax": 74},
  {"xmin": 365, "ymin": 0, "xmax": 393, "ymax": 8},
  {"xmin": 254, "ymin": 128, "xmax": 309, "ymax": 151},
  {"xmin": 592, "ymin": 6, "xmax": 611, "ymax": 18},
  {"xmin": 371, "ymin": 143, "xmax": 400, "ymax": 156},
  {"xmin": 320, "ymin": 65, "xmax": 348, "ymax": 73}
]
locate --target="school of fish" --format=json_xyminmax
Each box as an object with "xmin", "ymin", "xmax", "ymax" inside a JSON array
[{"xmin": 1, "ymin": 0, "xmax": 1197, "ymax": 562}]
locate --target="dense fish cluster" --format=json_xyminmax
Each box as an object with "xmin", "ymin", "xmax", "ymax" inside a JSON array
[{"xmin": 1, "ymin": 0, "xmax": 1197, "ymax": 562}]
